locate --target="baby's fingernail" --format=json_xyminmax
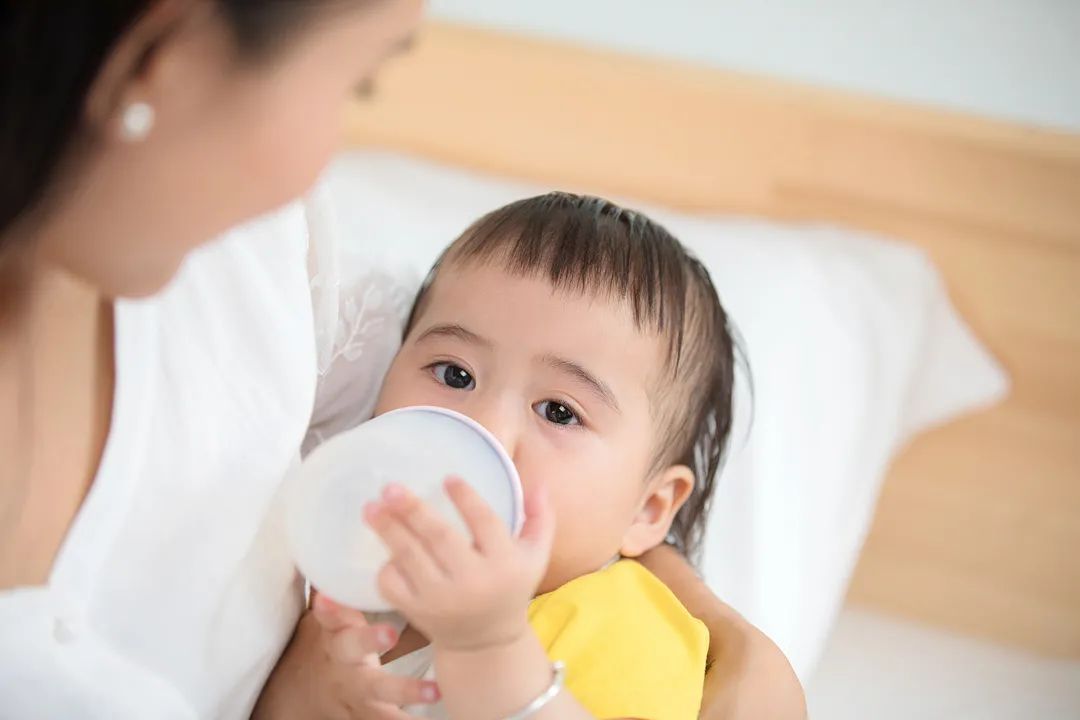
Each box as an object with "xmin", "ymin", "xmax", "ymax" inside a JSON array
[
  {"xmin": 383, "ymin": 484, "xmax": 406, "ymax": 501},
  {"xmin": 421, "ymin": 683, "xmax": 440, "ymax": 702},
  {"xmin": 376, "ymin": 627, "xmax": 397, "ymax": 650},
  {"xmin": 362, "ymin": 502, "xmax": 381, "ymax": 522}
]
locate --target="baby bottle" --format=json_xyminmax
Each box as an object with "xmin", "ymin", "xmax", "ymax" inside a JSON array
[{"xmin": 286, "ymin": 406, "xmax": 523, "ymax": 611}]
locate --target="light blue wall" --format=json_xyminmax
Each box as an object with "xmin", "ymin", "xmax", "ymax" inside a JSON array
[{"xmin": 430, "ymin": 0, "xmax": 1080, "ymax": 132}]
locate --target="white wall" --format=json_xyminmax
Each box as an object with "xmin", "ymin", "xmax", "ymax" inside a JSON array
[{"xmin": 429, "ymin": 0, "xmax": 1080, "ymax": 133}]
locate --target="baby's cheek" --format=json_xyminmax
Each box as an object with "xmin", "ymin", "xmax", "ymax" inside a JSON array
[
  {"xmin": 538, "ymin": 482, "xmax": 635, "ymax": 592},
  {"xmin": 373, "ymin": 359, "xmax": 437, "ymax": 415},
  {"xmin": 516, "ymin": 436, "xmax": 639, "ymax": 589}
]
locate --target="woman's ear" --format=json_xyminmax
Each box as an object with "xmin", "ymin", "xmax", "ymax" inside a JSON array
[
  {"xmin": 620, "ymin": 465, "xmax": 695, "ymax": 558},
  {"xmin": 84, "ymin": 0, "xmax": 222, "ymax": 141}
]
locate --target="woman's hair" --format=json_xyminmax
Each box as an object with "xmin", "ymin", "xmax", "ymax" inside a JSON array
[
  {"xmin": 406, "ymin": 193, "xmax": 743, "ymax": 562},
  {"xmin": 0, "ymin": 0, "xmax": 342, "ymax": 243}
]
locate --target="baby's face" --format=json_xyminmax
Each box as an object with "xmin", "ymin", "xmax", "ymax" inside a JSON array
[{"xmin": 375, "ymin": 262, "xmax": 671, "ymax": 592}]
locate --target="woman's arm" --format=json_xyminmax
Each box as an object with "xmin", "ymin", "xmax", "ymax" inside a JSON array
[{"xmin": 639, "ymin": 545, "xmax": 807, "ymax": 720}]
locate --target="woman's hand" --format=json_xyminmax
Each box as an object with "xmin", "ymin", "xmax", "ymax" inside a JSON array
[
  {"xmin": 252, "ymin": 591, "xmax": 440, "ymax": 720},
  {"xmin": 364, "ymin": 477, "xmax": 555, "ymax": 652},
  {"xmin": 639, "ymin": 545, "xmax": 807, "ymax": 720}
]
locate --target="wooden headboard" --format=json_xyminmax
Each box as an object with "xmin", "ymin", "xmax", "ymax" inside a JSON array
[{"xmin": 346, "ymin": 22, "xmax": 1080, "ymax": 657}]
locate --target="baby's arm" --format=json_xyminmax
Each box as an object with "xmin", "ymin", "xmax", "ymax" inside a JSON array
[
  {"xmin": 434, "ymin": 631, "xmax": 596, "ymax": 719},
  {"xmin": 364, "ymin": 478, "xmax": 600, "ymax": 720}
]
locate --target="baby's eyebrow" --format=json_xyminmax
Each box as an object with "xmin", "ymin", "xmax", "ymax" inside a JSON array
[
  {"xmin": 415, "ymin": 323, "xmax": 493, "ymax": 348},
  {"xmin": 541, "ymin": 355, "xmax": 622, "ymax": 414}
]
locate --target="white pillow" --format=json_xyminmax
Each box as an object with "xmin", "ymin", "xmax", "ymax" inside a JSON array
[{"xmin": 315, "ymin": 151, "xmax": 1009, "ymax": 679}]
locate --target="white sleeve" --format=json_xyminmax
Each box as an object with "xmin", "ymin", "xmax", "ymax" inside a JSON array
[{"xmin": 302, "ymin": 182, "xmax": 420, "ymax": 456}]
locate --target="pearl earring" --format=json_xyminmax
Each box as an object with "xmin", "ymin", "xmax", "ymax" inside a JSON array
[{"xmin": 120, "ymin": 102, "xmax": 156, "ymax": 142}]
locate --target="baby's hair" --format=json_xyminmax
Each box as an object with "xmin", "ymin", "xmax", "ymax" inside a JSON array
[{"xmin": 405, "ymin": 192, "xmax": 739, "ymax": 563}]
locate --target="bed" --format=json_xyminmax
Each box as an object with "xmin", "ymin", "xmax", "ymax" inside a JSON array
[{"xmin": 342, "ymin": 22, "xmax": 1080, "ymax": 665}]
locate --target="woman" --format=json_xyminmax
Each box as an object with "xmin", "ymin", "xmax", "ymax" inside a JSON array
[{"xmin": 0, "ymin": 1, "xmax": 805, "ymax": 718}]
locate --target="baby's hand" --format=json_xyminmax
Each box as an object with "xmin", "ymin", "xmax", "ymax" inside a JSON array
[
  {"xmin": 253, "ymin": 592, "xmax": 440, "ymax": 720},
  {"xmin": 364, "ymin": 477, "xmax": 554, "ymax": 652}
]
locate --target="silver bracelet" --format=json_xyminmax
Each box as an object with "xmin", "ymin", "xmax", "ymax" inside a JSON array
[{"xmin": 503, "ymin": 660, "xmax": 566, "ymax": 720}]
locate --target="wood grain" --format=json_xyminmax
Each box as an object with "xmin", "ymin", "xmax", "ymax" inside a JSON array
[{"xmin": 346, "ymin": 22, "xmax": 1080, "ymax": 656}]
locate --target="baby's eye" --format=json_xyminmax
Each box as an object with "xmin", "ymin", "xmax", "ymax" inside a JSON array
[
  {"xmin": 534, "ymin": 400, "xmax": 580, "ymax": 427},
  {"xmin": 431, "ymin": 363, "xmax": 476, "ymax": 390}
]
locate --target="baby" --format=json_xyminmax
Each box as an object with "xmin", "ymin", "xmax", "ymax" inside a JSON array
[{"xmin": 363, "ymin": 192, "xmax": 737, "ymax": 720}]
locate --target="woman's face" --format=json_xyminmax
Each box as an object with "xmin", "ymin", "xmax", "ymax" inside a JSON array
[{"xmin": 36, "ymin": 0, "xmax": 423, "ymax": 298}]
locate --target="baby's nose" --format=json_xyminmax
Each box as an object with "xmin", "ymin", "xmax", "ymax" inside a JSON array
[{"xmin": 467, "ymin": 402, "xmax": 520, "ymax": 461}]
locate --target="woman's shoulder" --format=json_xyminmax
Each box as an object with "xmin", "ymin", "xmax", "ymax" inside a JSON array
[
  {"xmin": 300, "ymin": 182, "xmax": 420, "ymax": 452},
  {"xmin": 144, "ymin": 187, "xmax": 419, "ymax": 453},
  {"xmin": 143, "ymin": 198, "xmax": 317, "ymax": 398},
  {"xmin": 192, "ymin": 199, "xmax": 311, "ymax": 292}
]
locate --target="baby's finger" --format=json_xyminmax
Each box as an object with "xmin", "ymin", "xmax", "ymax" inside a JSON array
[
  {"xmin": 444, "ymin": 476, "xmax": 510, "ymax": 555},
  {"xmin": 324, "ymin": 622, "xmax": 399, "ymax": 664},
  {"xmin": 518, "ymin": 474, "xmax": 556, "ymax": 560},
  {"xmin": 376, "ymin": 561, "xmax": 415, "ymax": 613},
  {"xmin": 352, "ymin": 704, "xmax": 413, "ymax": 720},
  {"xmin": 365, "ymin": 501, "xmax": 444, "ymax": 589},
  {"xmin": 311, "ymin": 590, "xmax": 370, "ymax": 633},
  {"xmin": 355, "ymin": 703, "xmax": 418, "ymax": 720},
  {"xmin": 356, "ymin": 666, "xmax": 441, "ymax": 706},
  {"xmin": 382, "ymin": 484, "xmax": 472, "ymax": 572}
]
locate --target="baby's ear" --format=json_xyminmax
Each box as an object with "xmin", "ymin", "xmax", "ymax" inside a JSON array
[{"xmin": 619, "ymin": 465, "xmax": 695, "ymax": 558}]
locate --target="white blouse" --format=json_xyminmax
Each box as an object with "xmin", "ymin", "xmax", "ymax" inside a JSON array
[{"xmin": 0, "ymin": 187, "xmax": 414, "ymax": 718}]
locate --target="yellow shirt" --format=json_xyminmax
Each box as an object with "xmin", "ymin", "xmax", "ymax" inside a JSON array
[{"xmin": 528, "ymin": 559, "xmax": 709, "ymax": 720}]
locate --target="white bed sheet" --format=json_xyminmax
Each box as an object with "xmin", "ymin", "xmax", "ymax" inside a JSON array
[{"xmin": 808, "ymin": 608, "xmax": 1080, "ymax": 720}]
